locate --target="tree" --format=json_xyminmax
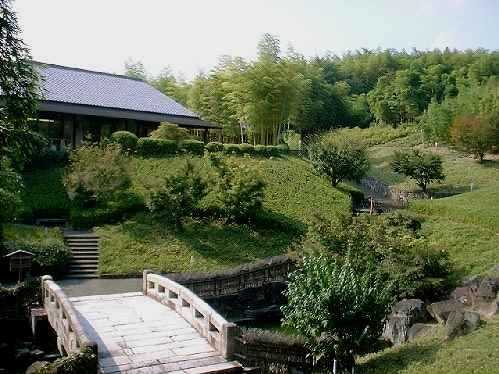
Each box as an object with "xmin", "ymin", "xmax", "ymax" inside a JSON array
[
  {"xmin": 151, "ymin": 67, "xmax": 190, "ymax": 106},
  {"xmin": 282, "ymin": 254, "xmax": 393, "ymax": 369},
  {"xmin": 450, "ymin": 115, "xmax": 498, "ymax": 162},
  {"xmin": 124, "ymin": 58, "xmax": 147, "ymax": 80},
  {"xmin": 146, "ymin": 160, "xmax": 207, "ymax": 229},
  {"xmin": 391, "ymin": 149, "xmax": 445, "ymax": 194},
  {"xmin": 308, "ymin": 134, "xmax": 369, "ymax": 187},
  {"xmin": 0, "ymin": 0, "xmax": 40, "ymax": 164},
  {"xmin": 0, "ymin": 159, "xmax": 23, "ymax": 245}
]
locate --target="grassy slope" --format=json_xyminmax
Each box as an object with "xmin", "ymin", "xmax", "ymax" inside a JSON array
[
  {"xmin": 4, "ymin": 223, "xmax": 64, "ymax": 242},
  {"xmin": 359, "ymin": 316, "xmax": 499, "ymax": 374},
  {"xmin": 367, "ymin": 139, "xmax": 499, "ymax": 277},
  {"xmin": 97, "ymin": 155, "xmax": 350, "ymax": 274}
]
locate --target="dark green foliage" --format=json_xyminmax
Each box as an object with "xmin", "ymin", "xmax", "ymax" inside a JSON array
[
  {"xmin": 0, "ymin": 159, "xmax": 23, "ymax": 243},
  {"xmin": 70, "ymin": 192, "xmax": 143, "ymax": 229},
  {"xmin": 308, "ymin": 133, "xmax": 370, "ymax": 186},
  {"xmin": 238, "ymin": 143, "xmax": 254, "ymax": 155},
  {"xmin": 276, "ymin": 143, "xmax": 289, "ymax": 154},
  {"xmin": 3, "ymin": 239, "xmax": 70, "ymax": 275},
  {"xmin": 209, "ymin": 155, "xmax": 265, "ymax": 223},
  {"xmin": 253, "ymin": 145, "xmax": 267, "ymax": 156},
  {"xmin": 311, "ymin": 213, "xmax": 452, "ymax": 300},
  {"xmin": 136, "ymin": 138, "xmax": 177, "ymax": 157},
  {"xmin": 146, "ymin": 160, "xmax": 207, "ymax": 229},
  {"xmin": 391, "ymin": 150, "xmax": 445, "ymax": 193},
  {"xmin": 25, "ymin": 148, "xmax": 69, "ymax": 170},
  {"xmin": 0, "ymin": 0, "xmax": 40, "ymax": 164},
  {"xmin": 205, "ymin": 142, "xmax": 224, "ymax": 152},
  {"xmin": 223, "ymin": 143, "xmax": 241, "ymax": 155},
  {"xmin": 283, "ymin": 254, "xmax": 393, "ymax": 367},
  {"xmin": 21, "ymin": 168, "xmax": 70, "ymax": 220},
  {"xmin": 0, "ymin": 279, "xmax": 39, "ymax": 318},
  {"xmin": 110, "ymin": 131, "xmax": 138, "ymax": 153},
  {"xmin": 180, "ymin": 139, "xmax": 205, "ymax": 155},
  {"xmin": 149, "ymin": 123, "xmax": 191, "ymax": 143}
]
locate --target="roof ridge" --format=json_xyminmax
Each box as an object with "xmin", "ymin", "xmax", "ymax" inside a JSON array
[{"xmin": 32, "ymin": 61, "xmax": 145, "ymax": 82}]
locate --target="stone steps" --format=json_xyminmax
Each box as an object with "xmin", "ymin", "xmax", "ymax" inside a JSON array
[{"xmin": 64, "ymin": 231, "xmax": 99, "ymax": 278}]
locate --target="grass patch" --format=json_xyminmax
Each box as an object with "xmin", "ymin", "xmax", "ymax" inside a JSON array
[
  {"xmin": 4, "ymin": 223, "xmax": 64, "ymax": 242},
  {"xmin": 97, "ymin": 155, "xmax": 350, "ymax": 274},
  {"xmin": 358, "ymin": 316, "xmax": 499, "ymax": 374}
]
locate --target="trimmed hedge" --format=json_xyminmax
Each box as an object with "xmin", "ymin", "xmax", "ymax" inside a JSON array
[
  {"xmin": 136, "ymin": 138, "xmax": 177, "ymax": 156},
  {"xmin": 110, "ymin": 131, "xmax": 138, "ymax": 153},
  {"xmin": 25, "ymin": 148, "xmax": 69, "ymax": 170},
  {"xmin": 239, "ymin": 143, "xmax": 254, "ymax": 154},
  {"xmin": 181, "ymin": 140, "xmax": 205, "ymax": 155},
  {"xmin": 223, "ymin": 143, "xmax": 241, "ymax": 155},
  {"xmin": 205, "ymin": 142, "xmax": 224, "ymax": 152}
]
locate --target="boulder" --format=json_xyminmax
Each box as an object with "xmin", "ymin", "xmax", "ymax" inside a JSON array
[
  {"xmin": 450, "ymin": 286, "xmax": 474, "ymax": 306},
  {"xmin": 477, "ymin": 277, "xmax": 498, "ymax": 300},
  {"xmin": 427, "ymin": 300, "xmax": 463, "ymax": 324},
  {"xmin": 25, "ymin": 361, "xmax": 49, "ymax": 374},
  {"xmin": 445, "ymin": 310, "xmax": 465, "ymax": 339},
  {"xmin": 463, "ymin": 311, "xmax": 481, "ymax": 333},
  {"xmin": 383, "ymin": 299, "xmax": 428, "ymax": 345},
  {"xmin": 407, "ymin": 323, "xmax": 438, "ymax": 342}
]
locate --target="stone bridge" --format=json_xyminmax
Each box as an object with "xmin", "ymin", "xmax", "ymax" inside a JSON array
[{"xmin": 40, "ymin": 271, "xmax": 246, "ymax": 374}]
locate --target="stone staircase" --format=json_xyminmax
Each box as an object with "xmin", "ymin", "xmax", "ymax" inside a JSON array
[{"xmin": 64, "ymin": 231, "xmax": 99, "ymax": 278}]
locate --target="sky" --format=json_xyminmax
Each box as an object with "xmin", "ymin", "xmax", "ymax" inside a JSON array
[{"xmin": 14, "ymin": 0, "xmax": 499, "ymax": 80}]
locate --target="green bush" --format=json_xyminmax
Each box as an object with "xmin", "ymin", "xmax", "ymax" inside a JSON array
[
  {"xmin": 146, "ymin": 160, "xmax": 207, "ymax": 228},
  {"xmin": 276, "ymin": 143, "xmax": 289, "ymax": 154},
  {"xmin": 239, "ymin": 143, "xmax": 254, "ymax": 155},
  {"xmin": 70, "ymin": 192, "xmax": 143, "ymax": 229},
  {"xmin": 209, "ymin": 155, "xmax": 266, "ymax": 223},
  {"xmin": 136, "ymin": 138, "xmax": 177, "ymax": 157},
  {"xmin": 149, "ymin": 123, "xmax": 190, "ymax": 143},
  {"xmin": 265, "ymin": 145, "xmax": 281, "ymax": 157},
  {"xmin": 110, "ymin": 131, "xmax": 138, "ymax": 153},
  {"xmin": 223, "ymin": 143, "xmax": 241, "ymax": 155},
  {"xmin": 180, "ymin": 140, "xmax": 205, "ymax": 155},
  {"xmin": 254, "ymin": 145, "xmax": 267, "ymax": 156},
  {"xmin": 25, "ymin": 148, "xmax": 69, "ymax": 170},
  {"xmin": 205, "ymin": 142, "xmax": 224, "ymax": 152},
  {"xmin": 3, "ymin": 239, "xmax": 70, "ymax": 276}
]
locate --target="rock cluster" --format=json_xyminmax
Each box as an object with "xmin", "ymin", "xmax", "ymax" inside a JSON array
[{"xmin": 383, "ymin": 271, "xmax": 499, "ymax": 345}]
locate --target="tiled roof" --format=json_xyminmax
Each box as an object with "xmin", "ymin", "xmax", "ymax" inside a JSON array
[{"xmin": 35, "ymin": 62, "xmax": 197, "ymax": 118}]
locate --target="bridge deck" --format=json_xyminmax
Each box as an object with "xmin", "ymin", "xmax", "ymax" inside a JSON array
[{"xmin": 70, "ymin": 292, "xmax": 241, "ymax": 374}]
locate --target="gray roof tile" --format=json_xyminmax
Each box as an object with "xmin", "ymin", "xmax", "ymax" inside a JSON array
[{"xmin": 35, "ymin": 62, "xmax": 197, "ymax": 118}]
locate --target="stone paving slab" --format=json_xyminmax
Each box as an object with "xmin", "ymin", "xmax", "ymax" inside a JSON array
[{"xmin": 70, "ymin": 292, "xmax": 239, "ymax": 373}]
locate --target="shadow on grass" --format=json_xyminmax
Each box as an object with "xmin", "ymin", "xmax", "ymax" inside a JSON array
[
  {"xmin": 481, "ymin": 159, "xmax": 499, "ymax": 169},
  {"xmin": 428, "ymin": 184, "xmax": 471, "ymax": 198},
  {"xmin": 358, "ymin": 340, "xmax": 441, "ymax": 374},
  {"xmin": 118, "ymin": 211, "xmax": 303, "ymax": 266}
]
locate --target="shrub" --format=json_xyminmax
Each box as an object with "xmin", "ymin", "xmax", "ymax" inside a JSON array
[
  {"xmin": 149, "ymin": 123, "xmax": 190, "ymax": 143},
  {"xmin": 205, "ymin": 142, "xmax": 224, "ymax": 153},
  {"xmin": 391, "ymin": 149, "xmax": 445, "ymax": 194},
  {"xmin": 136, "ymin": 138, "xmax": 177, "ymax": 157},
  {"xmin": 308, "ymin": 134, "xmax": 369, "ymax": 186},
  {"xmin": 265, "ymin": 145, "xmax": 281, "ymax": 157},
  {"xmin": 146, "ymin": 160, "xmax": 207, "ymax": 229},
  {"xmin": 238, "ymin": 143, "xmax": 254, "ymax": 155},
  {"xmin": 25, "ymin": 148, "xmax": 69, "ymax": 169},
  {"xmin": 110, "ymin": 131, "xmax": 138, "ymax": 153},
  {"xmin": 254, "ymin": 145, "xmax": 267, "ymax": 156},
  {"xmin": 70, "ymin": 192, "xmax": 143, "ymax": 229},
  {"xmin": 3, "ymin": 239, "xmax": 70, "ymax": 276},
  {"xmin": 209, "ymin": 155, "xmax": 266, "ymax": 223},
  {"xmin": 223, "ymin": 143, "xmax": 241, "ymax": 155},
  {"xmin": 0, "ymin": 159, "xmax": 23, "ymax": 244},
  {"xmin": 310, "ymin": 213, "xmax": 452, "ymax": 300},
  {"xmin": 65, "ymin": 143, "xmax": 131, "ymax": 205},
  {"xmin": 450, "ymin": 115, "xmax": 498, "ymax": 162},
  {"xmin": 283, "ymin": 254, "xmax": 393, "ymax": 369},
  {"xmin": 276, "ymin": 143, "xmax": 289, "ymax": 154},
  {"xmin": 180, "ymin": 139, "xmax": 205, "ymax": 155}
]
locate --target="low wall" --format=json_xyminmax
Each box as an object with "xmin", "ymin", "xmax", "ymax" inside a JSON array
[
  {"xmin": 143, "ymin": 271, "xmax": 239, "ymax": 358},
  {"xmin": 168, "ymin": 255, "xmax": 295, "ymax": 299},
  {"xmin": 41, "ymin": 276, "xmax": 97, "ymax": 359}
]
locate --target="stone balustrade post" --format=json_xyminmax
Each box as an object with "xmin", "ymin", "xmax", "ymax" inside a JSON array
[{"xmin": 143, "ymin": 269, "xmax": 152, "ymax": 294}]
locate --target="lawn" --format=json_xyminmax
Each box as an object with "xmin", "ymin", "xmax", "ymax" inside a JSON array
[
  {"xmin": 364, "ymin": 135, "xmax": 499, "ymax": 277},
  {"xmin": 97, "ymin": 155, "xmax": 351, "ymax": 274},
  {"xmin": 358, "ymin": 316, "xmax": 499, "ymax": 374}
]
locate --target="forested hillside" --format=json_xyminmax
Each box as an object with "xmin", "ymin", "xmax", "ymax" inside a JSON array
[{"xmin": 125, "ymin": 35, "xmax": 499, "ymax": 146}]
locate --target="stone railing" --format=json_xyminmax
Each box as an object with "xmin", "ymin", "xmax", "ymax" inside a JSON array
[
  {"xmin": 143, "ymin": 271, "xmax": 239, "ymax": 358},
  {"xmin": 41, "ymin": 275, "xmax": 98, "ymax": 357},
  {"xmin": 168, "ymin": 255, "xmax": 295, "ymax": 298}
]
